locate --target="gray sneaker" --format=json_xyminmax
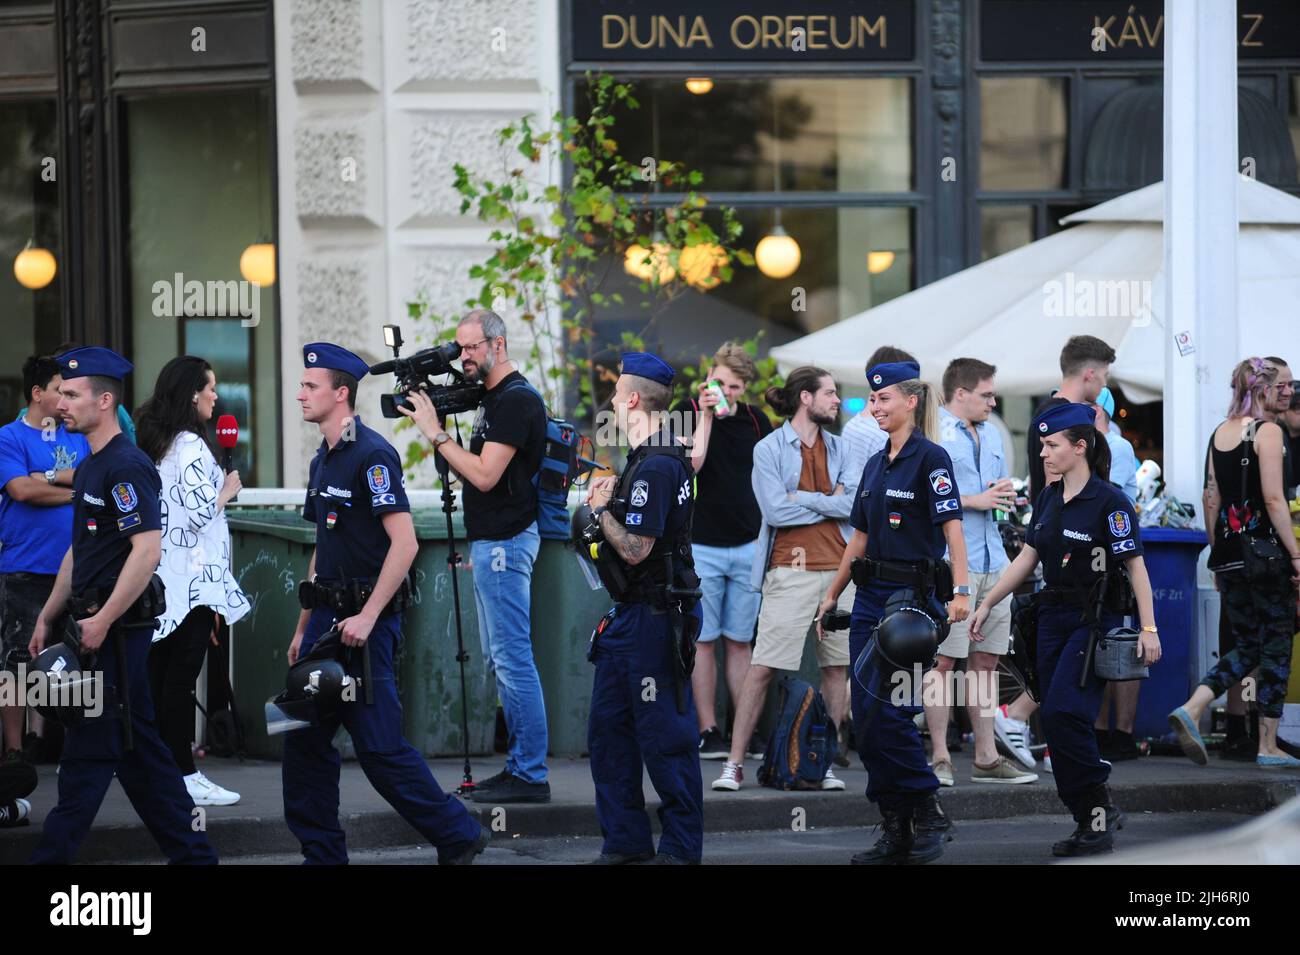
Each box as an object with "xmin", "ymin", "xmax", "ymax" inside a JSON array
[
  {"xmin": 972, "ymin": 756, "xmax": 1039, "ymax": 785},
  {"xmin": 931, "ymin": 758, "xmax": 955, "ymax": 787}
]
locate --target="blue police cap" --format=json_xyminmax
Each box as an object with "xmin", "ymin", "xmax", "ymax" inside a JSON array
[
  {"xmin": 866, "ymin": 361, "xmax": 920, "ymax": 391},
  {"xmin": 303, "ymin": 342, "xmax": 369, "ymax": 381},
  {"xmin": 1032, "ymin": 402, "xmax": 1097, "ymax": 437},
  {"xmin": 56, "ymin": 346, "xmax": 133, "ymax": 382},
  {"xmin": 620, "ymin": 352, "xmax": 674, "ymax": 387}
]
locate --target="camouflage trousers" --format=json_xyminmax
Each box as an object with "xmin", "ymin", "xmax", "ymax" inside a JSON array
[{"xmin": 1201, "ymin": 571, "xmax": 1298, "ymax": 718}]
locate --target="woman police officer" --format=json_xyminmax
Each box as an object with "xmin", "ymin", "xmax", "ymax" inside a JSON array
[
  {"xmin": 970, "ymin": 402, "xmax": 1159, "ymax": 856},
  {"xmin": 818, "ymin": 361, "xmax": 970, "ymax": 865}
]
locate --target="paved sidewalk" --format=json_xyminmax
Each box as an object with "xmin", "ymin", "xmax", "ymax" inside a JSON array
[{"xmin": 2, "ymin": 750, "xmax": 1296, "ymax": 863}]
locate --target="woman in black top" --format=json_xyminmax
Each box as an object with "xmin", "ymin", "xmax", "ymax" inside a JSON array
[{"xmin": 1170, "ymin": 358, "xmax": 1300, "ymax": 767}]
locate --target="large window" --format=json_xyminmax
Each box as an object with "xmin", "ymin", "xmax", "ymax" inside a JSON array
[
  {"xmin": 124, "ymin": 90, "xmax": 278, "ymax": 485},
  {"xmin": 0, "ymin": 99, "xmax": 62, "ymax": 411},
  {"xmin": 979, "ymin": 77, "xmax": 1068, "ymax": 191},
  {"xmin": 575, "ymin": 75, "xmax": 916, "ymax": 373}
]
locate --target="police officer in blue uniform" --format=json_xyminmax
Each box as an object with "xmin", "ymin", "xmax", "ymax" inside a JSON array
[
  {"xmin": 583, "ymin": 353, "xmax": 704, "ymax": 864},
  {"xmin": 287, "ymin": 343, "xmax": 488, "ymax": 864},
  {"xmin": 970, "ymin": 402, "xmax": 1159, "ymax": 856},
  {"xmin": 818, "ymin": 361, "xmax": 969, "ymax": 865},
  {"xmin": 27, "ymin": 347, "xmax": 217, "ymax": 864}
]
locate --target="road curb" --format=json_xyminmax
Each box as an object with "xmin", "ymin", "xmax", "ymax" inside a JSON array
[{"xmin": 3, "ymin": 777, "xmax": 1294, "ymax": 863}]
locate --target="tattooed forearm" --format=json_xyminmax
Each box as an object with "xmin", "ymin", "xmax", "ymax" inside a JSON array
[{"xmin": 600, "ymin": 511, "xmax": 654, "ymax": 565}]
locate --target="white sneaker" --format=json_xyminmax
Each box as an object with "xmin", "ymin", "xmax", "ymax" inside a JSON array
[
  {"xmin": 821, "ymin": 766, "xmax": 846, "ymax": 791},
  {"xmin": 185, "ymin": 771, "xmax": 240, "ymax": 806},
  {"xmin": 712, "ymin": 761, "xmax": 743, "ymax": 792},
  {"xmin": 994, "ymin": 707, "xmax": 1036, "ymax": 769},
  {"xmin": 1043, "ymin": 749, "xmax": 1053, "ymax": 774}
]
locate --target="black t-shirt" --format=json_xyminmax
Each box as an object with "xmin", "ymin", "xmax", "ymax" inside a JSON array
[
  {"xmin": 1027, "ymin": 394, "xmax": 1070, "ymax": 505},
  {"xmin": 670, "ymin": 399, "xmax": 773, "ymax": 547},
  {"xmin": 1285, "ymin": 429, "xmax": 1299, "ymax": 498},
  {"xmin": 462, "ymin": 371, "xmax": 547, "ymax": 541}
]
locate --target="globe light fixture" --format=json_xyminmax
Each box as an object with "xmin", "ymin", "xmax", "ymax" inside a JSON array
[
  {"xmin": 684, "ymin": 77, "xmax": 714, "ymax": 95},
  {"xmin": 240, "ymin": 242, "xmax": 276, "ymax": 286},
  {"xmin": 867, "ymin": 250, "xmax": 896, "ymax": 274},
  {"xmin": 13, "ymin": 241, "xmax": 56, "ymax": 290},
  {"xmin": 755, "ymin": 225, "xmax": 800, "ymax": 280}
]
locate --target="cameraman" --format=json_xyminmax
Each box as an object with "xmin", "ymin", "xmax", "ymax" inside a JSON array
[{"xmin": 402, "ymin": 309, "xmax": 550, "ymax": 804}]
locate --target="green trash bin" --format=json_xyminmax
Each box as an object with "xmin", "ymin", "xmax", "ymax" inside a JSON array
[
  {"xmin": 227, "ymin": 507, "xmax": 500, "ymax": 760},
  {"xmin": 529, "ymin": 537, "xmax": 615, "ymax": 757}
]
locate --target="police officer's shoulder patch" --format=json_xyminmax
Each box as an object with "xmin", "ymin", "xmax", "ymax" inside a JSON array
[
  {"xmin": 111, "ymin": 482, "xmax": 138, "ymax": 512},
  {"xmin": 625, "ymin": 512, "xmax": 643, "ymax": 526},
  {"xmin": 117, "ymin": 512, "xmax": 141, "ymax": 531},
  {"xmin": 366, "ymin": 464, "xmax": 391, "ymax": 493},
  {"xmin": 1111, "ymin": 538, "xmax": 1136, "ymax": 554},
  {"xmin": 1107, "ymin": 510, "xmax": 1132, "ymax": 538},
  {"xmin": 372, "ymin": 493, "xmax": 397, "ymax": 507},
  {"xmin": 929, "ymin": 468, "xmax": 953, "ymax": 495},
  {"xmin": 630, "ymin": 479, "xmax": 650, "ymax": 508}
]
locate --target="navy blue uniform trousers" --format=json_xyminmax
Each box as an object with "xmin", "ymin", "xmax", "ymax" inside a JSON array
[
  {"xmin": 850, "ymin": 583, "xmax": 940, "ymax": 812},
  {"xmin": 1036, "ymin": 606, "xmax": 1114, "ymax": 812},
  {"xmin": 30, "ymin": 623, "xmax": 217, "ymax": 864},
  {"xmin": 588, "ymin": 603, "xmax": 704, "ymax": 862},
  {"xmin": 282, "ymin": 608, "xmax": 480, "ymax": 864}
]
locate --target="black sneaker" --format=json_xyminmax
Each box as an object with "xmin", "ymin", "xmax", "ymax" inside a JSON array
[
  {"xmin": 469, "ymin": 773, "xmax": 550, "ymax": 804},
  {"xmin": 1219, "ymin": 734, "xmax": 1259, "ymax": 762},
  {"xmin": 745, "ymin": 733, "xmax": 766, "ymax": 761},
  {"xmin": 473, "ymin": 766, "xmax": 514, "ymax": 790},
  {"xmin": 1053, "ymin": 796, "xmax": 1124, "ymax": 857},
  {"xmin": 1100, "ymin": 730, "xmax": 1140, "ymax": 762},
  {"xmin": 698, "ymin": 727, "xmax": 728, "ymax": 760},
  {"xmin": 0, "ymin": 798, "xmax": 31, "ymax": 829},
  {"xmin": 439, "ymin": 826, "xmax": 490, "ymax": 865}
]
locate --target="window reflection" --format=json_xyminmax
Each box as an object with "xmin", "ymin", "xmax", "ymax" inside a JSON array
[
  {"xmin": 980, "ymin": 204, "xmax": 1034, "ymax": 260},
  {"xmin": 0, "ymin": 99, "xmax": 63, "ymax": 395},
  {"xmin": 980, "ymin": 77, "xmax": 1068, "ymax": 190},
  {"xmin": 582, "ymin": 76, "xmax": 913, "ymax": 193}
]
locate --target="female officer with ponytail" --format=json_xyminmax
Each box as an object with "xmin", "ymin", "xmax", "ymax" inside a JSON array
[
  {"xmin": 970, "ymin": 403, "xmax": 1158, "ymax": 857},
  {"xmin": 818, "ymin": 361, "xmax": 970, "ymax": 865}
]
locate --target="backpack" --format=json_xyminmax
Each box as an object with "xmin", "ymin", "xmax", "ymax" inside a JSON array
[
  {"xmin": 504, "ymin": 379, "xmax": 587, "ymax": 541},
  {"xmin": 757, "ymin": 676, "xmax": 838, "ymax": 790}
]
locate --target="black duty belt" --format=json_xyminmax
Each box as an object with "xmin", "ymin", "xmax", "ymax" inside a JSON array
[
  {"xmin": 69, "ymin": 573, "xmax": 165, "ymax": 627},
  {"xmin": 850, "ymin": 557, "xmax": 952, "ymax": 600},
  {"xmin": 1037, "ymin": 587, "xmax": 1092, "ymax": 609},
  {"xmin": 298, "ymin": 577, "xmax": 413, "ymax": 617}
]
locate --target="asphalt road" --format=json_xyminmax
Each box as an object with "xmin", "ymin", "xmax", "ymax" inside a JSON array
[{"xmin": 212, "ymin": 810, "xmax": 1254, "ymax": 865}]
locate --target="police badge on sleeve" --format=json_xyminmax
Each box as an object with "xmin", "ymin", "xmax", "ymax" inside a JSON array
[
  {"xmin": 111, "ymin": 482, "xmax": 138, "ymax": 512},
  {"xmin": 929, "ymin": 469, "xmax": 953, "ymax": 496},
  {"xmin": 1108, "ymin": 510, "xmax": 1132, "ymax": 538},
  {"xmin": 630, "ymin": 480, "xmax": 649, "ymax": 508}
]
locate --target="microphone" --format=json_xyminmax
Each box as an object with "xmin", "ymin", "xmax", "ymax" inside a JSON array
[
  {"xmin": 368, "ymin": 357, "xmax": 398, "ymax": 375},
  {"xmin": 216, "ymin": 415, "xmax": 239, "ymax": 503}
]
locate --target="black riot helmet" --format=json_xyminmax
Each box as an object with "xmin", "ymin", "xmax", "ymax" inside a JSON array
[
  {"xmin": 572, "ymin": 502, "xmax": 601, "ymax": 557},
  {"xmin": 264, "ymin": 627, "xmax": 355, "ymax": 735},
  {"xmin": 29, "ymin": 617, "xmax": 101, "ymax": 728},
  {"xmin": 875, "ymin": 606, "xmax": 941, "ymax": 672}
]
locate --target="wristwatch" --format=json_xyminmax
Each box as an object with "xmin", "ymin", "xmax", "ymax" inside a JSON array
[
  {"xmin": 953, "ymin": 585, "xmax": 971, "ymax": 597},
  {"xmin": 433, "ymin": 432, "xmax": 451, "ymax": 447},
  {"xmin": 44, "ymin": 468, "xmax": 57, "ymax": 484}
]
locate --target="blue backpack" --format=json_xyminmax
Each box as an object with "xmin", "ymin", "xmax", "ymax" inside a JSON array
[
  {"xmin": 504, "ymin": 379, "xmax": 586, "ymax": 541},
  {"xmin": 757, "ymin": 677, "xmax": 838, "ymax": 790}
]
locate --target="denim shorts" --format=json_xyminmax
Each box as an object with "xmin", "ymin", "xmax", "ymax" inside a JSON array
[{"xmin": 693, "ymin": 541, "xmax": 760, "ymax": 643}]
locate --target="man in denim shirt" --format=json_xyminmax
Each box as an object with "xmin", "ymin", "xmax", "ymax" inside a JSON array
[{"xmin": 924, "ymin": 359, "xmax": 1037, "ymax": 786}]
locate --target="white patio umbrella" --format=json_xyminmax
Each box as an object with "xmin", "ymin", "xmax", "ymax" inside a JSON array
[{"xmin": 770, "ymin": 177, "xmax": 1300, "ymax": 402}]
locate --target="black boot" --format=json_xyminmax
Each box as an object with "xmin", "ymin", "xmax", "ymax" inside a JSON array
[
  {"xmin": 1052, "ymin": 785, "xmax": 1124, "ymax": 857},
  {"xmin": 851, "ymin": 808, "xmax": 914, "ymax": 865},
  {"xmin": 913, "ymin": 792, "xmax": 955, "ymax": 842}
]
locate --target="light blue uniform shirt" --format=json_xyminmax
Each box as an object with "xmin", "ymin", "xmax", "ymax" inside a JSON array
[
  {"xmin": 938, "ymin": 406, "xmax": 1009, "ymax": 575},
  {"xmin": 1105, "ymin": 429, "xmax": 1139, "ymax": 504}
]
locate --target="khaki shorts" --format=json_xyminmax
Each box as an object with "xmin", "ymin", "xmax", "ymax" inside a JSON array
[
  {"xmin": 938, "ymin": 569, "xmax": 1011, "ymax": 659},
  {"xmin": 751, "ymin": 567, "xmax": 854, "ymax": 671}
]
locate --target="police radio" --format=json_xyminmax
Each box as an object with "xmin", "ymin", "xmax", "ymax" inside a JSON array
[{"xmin": 216, "ymin": 414, "xmax": 239, "ymax": 504}]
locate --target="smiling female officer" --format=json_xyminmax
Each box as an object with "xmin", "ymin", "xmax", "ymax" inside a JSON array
[
  {"xmin": 970, "ymin": 402, "xmax": 1159, "ymax": 857},
  {"xmin": 818, "ymin": 361, "xmax": 970, "ymax": 865}
]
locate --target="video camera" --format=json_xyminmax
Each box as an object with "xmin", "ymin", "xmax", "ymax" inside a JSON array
[{"xmin": 372, "ymin": 325, "xmax": 485, "ymax": 419}]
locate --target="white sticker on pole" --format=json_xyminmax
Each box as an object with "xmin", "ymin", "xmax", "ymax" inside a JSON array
[{"xmin": 1175, "ymin": 331, "xmax": 1195, "ymax": 357}]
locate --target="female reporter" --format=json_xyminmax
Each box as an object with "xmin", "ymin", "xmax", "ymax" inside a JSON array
[
  {"xmin": 1169, "ymin": 358, "xmax": 1300, "ymax": 767},
  {"xmin": 135, "ymin": 356, "xmax": 248, "ymax": 806},
  {"xmin": 970, "ymin": 403, "xmax": 1157, "ymax": 857},
  {"xmin": 817, "ymin": 361, "xmax": 969, "ymax": 865}
]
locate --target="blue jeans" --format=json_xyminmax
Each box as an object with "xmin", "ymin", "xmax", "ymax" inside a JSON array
[{"xmin": 470, "ymin": 522, "xmax": 548, "ymax": 784}]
